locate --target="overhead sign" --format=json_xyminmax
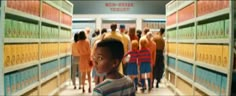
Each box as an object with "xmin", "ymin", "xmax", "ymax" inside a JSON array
[{"xmin": 72, "ymin": 1, "xmax": 168, "ymax": 14}]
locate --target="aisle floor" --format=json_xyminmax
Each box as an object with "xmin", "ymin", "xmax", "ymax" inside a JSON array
[{"xmin": 58, "ymin": 78, "xmax": 175, "ymax": 96}]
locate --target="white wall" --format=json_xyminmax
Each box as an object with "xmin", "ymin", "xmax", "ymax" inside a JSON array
[{"xmin": 73, "ymin": 14, "xmax": 165, "ymax": 30}]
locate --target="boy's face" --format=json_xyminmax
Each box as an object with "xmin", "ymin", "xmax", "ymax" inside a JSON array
[{"xmin": 93, "ymin": 47, "xmax": 115, "ymax": 74}]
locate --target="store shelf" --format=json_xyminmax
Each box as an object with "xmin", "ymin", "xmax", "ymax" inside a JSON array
[
  {"xmin": 196, "ymin": 39, "xmax": 229, "ymax": 44},
  {"xmin": 167, "ymin": 81, "xmax": 184, "ymax": 96},
  {"xmin": 195, "ymin": 61, "xmax": 227, "ymax": 74},
  {"xmin": 176, "ymin": 72, "xmax": 193, "ymax": 84},
  {"xmin": 48, "ymin": 80, "xmax": 68, "ymax": 96},
  {"xmin": 5, "ymin": 7, "xmax": 40, "ymax": 21},
  {"xmin": 197, "ymin": 8, "xmax": 229, "ymax": 22},
  {"xmin": 4, "ymin": 38, "xmax": 39, "ymax": 43},
  {"xmin": 194, "ymin": 82, "xmax": 217, "ymax": 96},
  {"xmin": 61, "ymin": 24, "xmax": 71, "ymax": 29},
  {"xmin": 12, "ymin": 82, "xmax": 39, "ymax": 96},
  {"xmin": 42, "ymin": 18, "xmax": 60, "ymax": 27},
  {"xmin": 167, "ymin": 67, "xmax": 176, "ymax": 73},
  {"xmin": 41, "ymin": 39, "xmax": 58, "ymax": 43},
  {"xmin": 177, "ymin": 39, "xmax": 195, "ymax": 43},
  {"xmin": 59, "ymin": 66, "xmax": 70, "ymax": 74},
  {"xmin": 177, "ymin": 0, "xmax": 194, "ymax": 11},
  {"xmin": 167, "ymin": 39, "xmax": 177, "ymax": 43},
  {"xmin": 4, "ymin": 61, "xmax": 39, "ymax": 73},
  {"xmin": 41, "ymin": 72, "xmax": 58, "ymax": 84},
  {"xmin": 178, "ymin": 18, "xmax": 195, "ymax": 27},
  {"xmin": 59, "ymin": 53, "xmax": 71, "ymax": 58},
  {"xmin": 167, "ymin": 24, "xmax": 177, "ymax": 30},
  {"xmin": 177, "ymin": 56, "xmax": 194, "ymax": 64},
  {"xmin": 59, "ymin": 39, "xmax": 72, "ymax": 42},
  {"xmin": 43, "ymin": 0, "xmax": 61, "ymax": 11},
  {"xmin": 150, "ymin": 29, "xmax": 160, "ymax": 32},
  {"xmin": 167, "ymin": 53, "xmax": 177, "ymax": 58},
  {"xmin": 40, "ymin": 55, "xmax": 58, "ymax": 63}
]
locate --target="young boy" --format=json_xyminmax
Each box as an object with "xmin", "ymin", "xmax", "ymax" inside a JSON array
[
  {"xmin": 92, "ymin": 38, "xmax": 136, "ymax": 96},
  {"xmin": 138, "ymin": 39, "xmax": 152, "ymax": 93},
  {"xmin": 123, "ymin": 40, "xmax": 139, "ymax": 91}
]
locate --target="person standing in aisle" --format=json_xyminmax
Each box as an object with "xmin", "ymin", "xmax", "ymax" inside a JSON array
[
  {"xmin": 136, "ymin": 29, "xmax": 142, "ymax": 41},
  {"xmin": 129, "ymin": 27, "xmax": 139, "ymax": 41},
  {"xmin": 92, "ymin": 28, "xmax": 107, "ymax": 85},
  {"xmin": 138, "ymin": 39, "xmax": 152, "ymax": 93},
  {"xmin": 139, "ymin": 27, "xmax": 150, "ymax": 46},
  {"xmin": 92, "ymin": 38, "xmax": 135, "ymax": 96},
  {"xmin": 146, "ymin": 32, "xmax": 156, "ymax": 89},
  {"xmin": 77, "ymin": 31, "xmax": 92, "ymax": 93},
  {"xmin": 123, "ymin": 40, "xmax": 139, "ymax": 92},
  {"xmin": 71, "ymin": 32, "xmax": 81, "ymax": 90},
  {"xmin": 104, "ymin": 23, "xmax": 125, "ymax": 75},
  {"xmin": 152, "ymin": 28, "xmax": 165, "ymax": 88},
  {"xmin": 85, "ymin": 27, "xmax": 92, "ymax": 46},
  {"xmin": 91, "ymin": 29, "xmax": 100, "ymax": 48},
  {"xmin": 119, "ymin": 24, "xmax": 131, "ymax": 75}
]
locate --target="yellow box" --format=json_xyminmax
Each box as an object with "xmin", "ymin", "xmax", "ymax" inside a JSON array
[
  {"xmin": 222, "ymin": 45, "xmax": 229, "ymax": 68},
  {"xmin": 25, "ymin": 44, "xmax": 29, "ymax": 62},
  {"xmin": 4, "ymin": 45, "xmax": 11, "ymax": 67},
  {"xmin": 15, "ymin": 44, "xmax": 21, "ymax": 65},
  {"xmin": 208, "ymin": 45, "xmax": 213, "ymax": 65},
  {"xmin": 196, "ymin": 45, "xmax": 200, "ymax": 61},
  {"xmin": 215, "ymin": 45, "xmax": 223, "ymax": 67}
]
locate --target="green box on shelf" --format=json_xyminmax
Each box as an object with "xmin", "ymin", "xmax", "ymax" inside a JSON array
[
  {"xmin": 221, "ymin": 75, "xmax": 227, "ymax": 95},
  {"xmin": 220, "ymin": 20, "xmax": 225, "ymax": 38},
  {"xmin": 211, "ymin": 22, "xmax": 216, "ymax": 39},
  {"xmin": 11, "ymin": 20, "xmax": 17, "ymax": 38},
  {"xmin": 4, "ymin": 75, "xmax": 11, "ymax": 96},
  {"xmin": 5, "ymin": 19, "xmax": 11, "ymax": 38},
  {"xmin": 224, "ymin": 19, "xmax": 229, "ymax": 38},
  {"xmin": 216, "ymin": 74, "xmax": 222, "ymax": 94},
  {"xmin": 207, "ymin": 23, "xmax": 212, "ymax": 39}
]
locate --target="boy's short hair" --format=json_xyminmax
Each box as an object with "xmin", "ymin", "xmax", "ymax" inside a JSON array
[
  {"xmin": 140, "ymin": 39, "xmax": 147, "ymax": 48},
  {"xmin": 97, "ymin": 38, "xmax": 124, "ymax": 61},
  {"xmin": 131, "ymin": 40, "xmax": 139, "ymax": 49}
]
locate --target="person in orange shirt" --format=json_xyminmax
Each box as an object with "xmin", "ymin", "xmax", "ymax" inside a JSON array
[
  {"xmin": 71, "ymin": 32, "xmax": 81, "ymax": 90},
  {"xmin": 146, "ymin": 32, "xmax": 156, "ymax": 89},
  {"xmin": 77, "ymin": 31, "xmax": 92, "ymax": 93}
]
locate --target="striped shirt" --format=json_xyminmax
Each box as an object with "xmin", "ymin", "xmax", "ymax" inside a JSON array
[
  {"xmin": 93, "ymin": 76, "xmax": 135, "ymax": 96},
  {"xmin": 124, "ymin": 50, "xmax": 138, "ymax": 63},
  {"xmin": 138, "ymin": 48, "xmax": 151, "ymax": 65}
]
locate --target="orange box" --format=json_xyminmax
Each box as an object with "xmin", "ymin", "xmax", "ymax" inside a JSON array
[
  {"xmin": 4, "ymin": 45, "xmax": 11, "ymax": 67},
  {"xmin": 222, "ymin": 45, "xmax": 229, "ymax": 68}
]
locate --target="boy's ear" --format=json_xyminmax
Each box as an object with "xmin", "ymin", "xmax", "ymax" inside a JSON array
[{"xmin": 112, "ymin": 59, "xmax": 120, "ymax": 68}]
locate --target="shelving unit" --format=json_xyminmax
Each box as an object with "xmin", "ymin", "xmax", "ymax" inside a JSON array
[
  {"xmin": 165, "ymin": 0, "xmax": 234, "ymax": 95},
  {"xmin": 0, "ymin": 0, "xmax": 73, "ymax": 96}
]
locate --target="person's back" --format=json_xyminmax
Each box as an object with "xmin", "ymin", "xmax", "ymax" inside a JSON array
[{"xmin": 153, "ymin": 35, "xmax": 165, "ymax": 51}]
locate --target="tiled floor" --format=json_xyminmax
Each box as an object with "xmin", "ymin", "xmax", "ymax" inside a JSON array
[{"xmin": 58, "ymin": 78, "xmax": 175, "ymax": 96}]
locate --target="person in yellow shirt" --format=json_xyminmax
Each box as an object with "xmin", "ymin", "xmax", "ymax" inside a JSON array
[
  {"xmin": 119, "ymin": 24, "xmax": 131, "ymax": 75},
  {"xmin": 104, "ymin": 23, "xmax": 125, "ymax": 75}
]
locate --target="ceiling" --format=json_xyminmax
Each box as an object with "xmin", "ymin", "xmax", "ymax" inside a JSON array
[{"xmin": 70, "ymin": 0, "xmax": 171, "ymax": 14}]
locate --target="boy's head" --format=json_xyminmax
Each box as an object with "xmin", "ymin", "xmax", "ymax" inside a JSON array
[
  {"xmin": 140, "ymin": 39, "xmax": 147, "ymax": 48},
  {"xmin": 93, "ymin": 38, "xmax": 124, "ymax": 74},
  {"xmin": 131, "ymin": 40, "xmax": 139, "ymax": 50}
]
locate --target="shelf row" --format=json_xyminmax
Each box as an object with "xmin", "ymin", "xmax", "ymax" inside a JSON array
[
  {"xmin": 4, "ymin": 64, "xmax": 70, "ymax": 96},
  {"xmin": 166, "ymin": 67, "xmax": 226, "ymax": 95},
  {"xmin": 4, "ymin": 38, "xmax": 72, "ymax": 43},
  {"xmin": 167, "ymin": 54, "xmax": 228, "ymax": 74},
  {"xmin": 4, "ymin": 53, "xmax": 71, "ymax": 74},
  {"xmin": 167, "ymin": 8, "xmax": 229, "ymax": 30},
  {"xmin": 5, "ymin": 7, "xmax": 72, "ymax": 29}
]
